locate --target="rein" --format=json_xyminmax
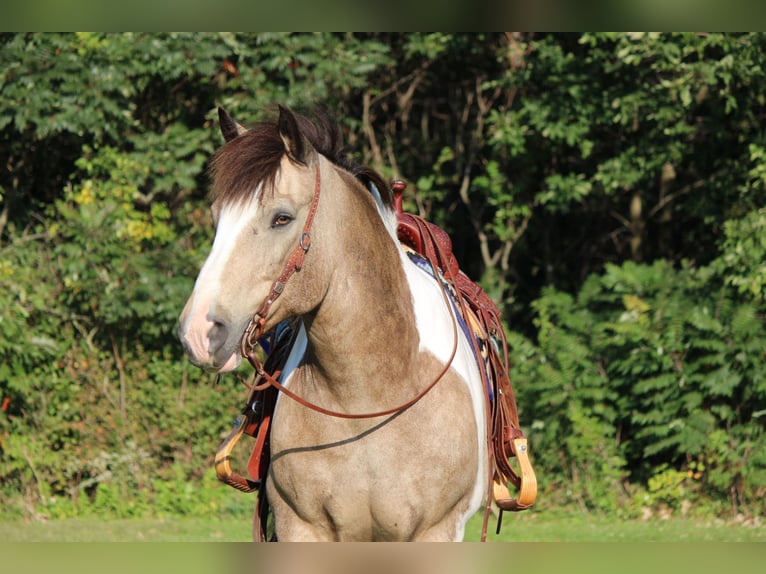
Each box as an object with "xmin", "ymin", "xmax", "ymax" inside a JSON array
[{"xmin": 238, "ymin": 160, "xmax": 458, "ymax": 420}]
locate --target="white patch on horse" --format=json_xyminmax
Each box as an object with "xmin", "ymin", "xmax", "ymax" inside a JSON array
[
  {"xmin": 371, "ymin": 196, "xmax": 487, "ymax": 536},
  {"xmin": 275, "ymin": 322, "xmax": 308, "ymax": 407},
  {"xmin": 398, "ymin": 249, "xmax": 488, "ymax": 537},
  {"xmin": 181, "ymin": 197, "xmax": 260, "ymax": 368},
  {"xmin": 366, "ymin": 182, "xmax": 400, "ymax": 241}
]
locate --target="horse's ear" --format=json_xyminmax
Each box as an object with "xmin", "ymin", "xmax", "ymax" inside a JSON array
[
  {"xmin": 277, "ymin": 105, "xmax": 309, "ymax": 164},
  {"xmin": 218, "ymin": 107, "xmax": 248, "ymax": 142}
]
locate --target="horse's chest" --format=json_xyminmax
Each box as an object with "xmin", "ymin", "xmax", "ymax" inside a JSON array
[
  {"xmin": 267, "ymin": 393, "xmax": 478, "ymax": 540},
  {"xmin": 267, "ymin": 418, "xmax": 401, "ymax": 538},
  {"xmin": 269, "ymin": 414, "xmax": 400, "ymax": 496}
]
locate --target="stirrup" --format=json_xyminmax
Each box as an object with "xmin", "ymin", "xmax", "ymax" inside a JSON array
[
  {"xmin": 493, "ymin": 437, "xmax": 537, "ymax": 511},
  {"xmin": 215, "ymin": 411, "xmax": 260, "ymax": 493}
]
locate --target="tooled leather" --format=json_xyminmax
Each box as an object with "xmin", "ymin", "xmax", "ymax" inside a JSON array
[{"xmin": 391, "ymin": 180, "xmax": 529, "ymax": 506}]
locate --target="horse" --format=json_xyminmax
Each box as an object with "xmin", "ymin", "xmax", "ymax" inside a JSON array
[{"xmin": 177, "ymin": 105, "xmax": 492, "ymax": 541}]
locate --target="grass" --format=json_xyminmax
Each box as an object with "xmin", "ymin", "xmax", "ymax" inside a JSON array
[
  {"xmin": 0, "ymin": 516, "xmax": 253, "ymax": 542},
  {"xmin": 465, "ymin": 510, "xmax": 766, "ymax": 542},
  {"xmin": 1, "ymin": 510, "xmax": 764, "ymax": 542}
]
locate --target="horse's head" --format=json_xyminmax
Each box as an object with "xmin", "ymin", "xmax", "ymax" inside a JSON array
[{"xmin": 178, "ymin": 106, "xmax": 326, "ymax": 372}]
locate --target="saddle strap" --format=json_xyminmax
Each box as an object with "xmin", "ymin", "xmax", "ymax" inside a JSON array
[{"xmin": 214, "ymin": 380, "xmax": 279, "ymax": 494}]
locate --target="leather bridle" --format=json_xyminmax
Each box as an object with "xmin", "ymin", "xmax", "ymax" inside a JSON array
[
  {"xmin": 238, "ymin": 159, "xmax": 458, "ymax": 420},
  {"xmin": 239, "ymin": 161, "xmax": 322, "ymax": 356}
]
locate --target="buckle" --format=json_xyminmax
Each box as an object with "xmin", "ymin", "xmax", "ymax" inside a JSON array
[{"xmin": 240, "ymin": 314, "xmax": 266, "ymax": 357}]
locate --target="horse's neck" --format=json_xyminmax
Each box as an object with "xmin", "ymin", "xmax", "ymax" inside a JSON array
[{"xmin": 300, "ymin": 177, "xmax": 421, "ymax": 409}]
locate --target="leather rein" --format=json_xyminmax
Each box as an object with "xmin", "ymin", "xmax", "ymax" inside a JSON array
[{"xmin": 238, "ymin": 159, "xmax": 459, "ymax": 420}]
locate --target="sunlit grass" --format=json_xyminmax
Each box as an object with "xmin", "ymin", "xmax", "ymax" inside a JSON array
[
  {"xmin": 464, "ymin": 510, "xmax": 766, "ymax": 542},
  {"xmin": 1, "ymin": 511, "xmax": 763, "ymax": 542},
  {"xmin": 0, "ymin": 516, "xmax": 252, "ymax": 542}
]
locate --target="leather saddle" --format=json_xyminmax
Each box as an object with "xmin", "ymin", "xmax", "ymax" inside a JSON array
[{"xmin": 392, "ymin": 180, "xmax": 537, "ymax": 516}]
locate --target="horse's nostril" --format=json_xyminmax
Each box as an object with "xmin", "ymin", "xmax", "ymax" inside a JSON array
[{"xmin": 208, "ymin": 321, "xmax": 228, "ymax": 351}]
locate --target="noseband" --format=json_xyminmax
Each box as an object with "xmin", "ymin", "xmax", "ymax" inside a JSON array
[{"xmin": 238, "ymin": 159, "xmax": 458, "ymax": 420}]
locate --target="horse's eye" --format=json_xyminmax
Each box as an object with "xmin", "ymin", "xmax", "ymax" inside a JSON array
[{"xmin": 271, "ymin": 213, "xmax": 293, "ymax": 228}]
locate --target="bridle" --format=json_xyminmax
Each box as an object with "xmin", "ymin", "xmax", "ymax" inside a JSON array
[
  {"xmin": 238, "ymin": 158, "xmax": 458, "ymax": 420},
  {"xmin": 239, "ymin": 160, "xmax": 321, "ymax": 356}
]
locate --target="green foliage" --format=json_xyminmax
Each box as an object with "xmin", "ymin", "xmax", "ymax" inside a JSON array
[
  {"xmin": 642, "ymin": 464, "xmax": 695, "ymax": 512},
  {"xmin": 720, "ymin": 208, "xmax": 766, "ymax": 302},
  {"xmin": 53, "ymin": 143, "xmax": 199, "ymax": 344},
  {"xmin": 514, "ymin": 252, "xmax": 766, "ymax": 517}
]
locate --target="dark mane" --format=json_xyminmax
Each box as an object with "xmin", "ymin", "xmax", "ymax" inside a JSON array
[
  {"xmin": 209, "ymin": 122, "xmax": 284, "ymax": 205},
  {"xmin": 209, "ymin": 108, "xmax": 392, "ymax": 208}
]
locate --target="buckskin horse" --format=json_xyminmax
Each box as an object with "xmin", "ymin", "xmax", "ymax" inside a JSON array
[{"xmin": 177, "ymin": 105, "xmax": 535, "ymax": 541}]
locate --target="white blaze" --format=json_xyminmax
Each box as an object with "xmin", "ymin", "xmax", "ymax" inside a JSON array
[{"xmin": 181, "ymin": 198, "xmax": 260, "ymax": 367}]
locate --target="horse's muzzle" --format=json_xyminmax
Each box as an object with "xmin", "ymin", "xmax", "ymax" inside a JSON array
[{"xmin": 178, "ymin": 316, "xmax": 241, "ymax": 372}]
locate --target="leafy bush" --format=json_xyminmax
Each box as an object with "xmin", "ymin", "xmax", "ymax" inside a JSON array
[{"xmin": 513, "ymin": 239, "xmax": 766, "ymax": 517}]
